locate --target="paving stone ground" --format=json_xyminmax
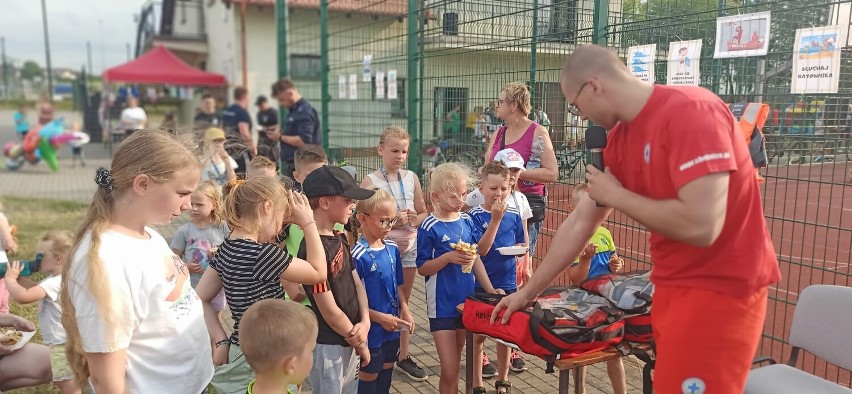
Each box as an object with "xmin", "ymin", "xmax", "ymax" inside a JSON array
[{"xmin": 0, "ymin": 110, "xmax": 648, "ymax": 393}]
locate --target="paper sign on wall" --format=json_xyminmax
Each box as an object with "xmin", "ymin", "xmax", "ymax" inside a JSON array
[
  {"xmin": 387, "ymin": 70, "xmax": 398, "ymax": 100},
  {"xmin": 376, "ymin": 71, "xmax": 385, "ymax": 99},
  {"xmin": 363, "ymin": 55, "xmax": 372, "ymax": 82},
  {"xmin": 667, "ymin": 40, "xmax": 702, "ymax": 86},
  {"xmin": 338, "ymin": 75, "xmax": 347, "ymax": 99},
  {"xmin": 628, "ymin": 44, "xmax": 656, "ymax": 82},
  {"xmin": 349, "ymin": 74, "xmax": 358, "ymax": 100}
]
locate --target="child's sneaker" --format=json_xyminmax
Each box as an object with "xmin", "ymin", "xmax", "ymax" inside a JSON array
[
  {"xmin": 482, "ymin": 353, "xmax": 498, "ymax": 378},
  {"xmin": 396, "ymin": 357, "xmax": 429, "ymax": 381},
  {"xmin": 510, "ymin": 350, "xmax": 528, "ymax": 372}
]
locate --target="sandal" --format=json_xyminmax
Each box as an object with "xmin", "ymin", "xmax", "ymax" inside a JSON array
[
  {"xmin": 473, "ymin": 387, "xmax": 487, "ymax": 394},
  {"xmin": 495, "ymin": 380, "xmax": 512, "ymax": 394}
]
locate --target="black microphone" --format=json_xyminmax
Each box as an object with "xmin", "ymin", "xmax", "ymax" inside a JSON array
[{"xmin": 585, "ymin": 125, "xmax": 608, "ymax": 207}]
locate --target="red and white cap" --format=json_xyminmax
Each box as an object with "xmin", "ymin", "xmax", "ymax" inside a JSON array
[{"xmin": 493, "ymin": 148, "xmax": 526, "ymax": 171}]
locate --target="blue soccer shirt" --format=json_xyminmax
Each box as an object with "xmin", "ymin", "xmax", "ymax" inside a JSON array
[
  {"xmin": 416, "ymin": 213, "xmax": 477, "ymax": 319},
  {"xmin": 352, "ymin": 238, "xmax": 404, "ymax": 349},
  {"xmin": 468, "ymin": 205, "xmax": 525, "ymax": 291}
]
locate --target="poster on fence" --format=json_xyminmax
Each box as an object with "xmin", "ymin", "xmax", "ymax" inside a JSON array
[
  {"xmin": 791, "ymin": 25, "xmax": 842, "ymax": 94},
  {"xmin": 628, "ymin": 44, "xmax": 656, "ymax": 82},
  {"xmin": 667, "ymin": 40, "xmax": 702, "ymax": 85},
  {"xmin": 363, "ymin": 55, "xmax": 372, "ymax": 82},
  {"xmin": 387, "ymin": 70, "xmax": 398, "ymax": 100},
  {"xmin": 349, "ymin": 74, "xmax": 358, "ymax": 100},
  {"xmin": 714, "ymin": 11, "xmax": 771, "ymax": 58},
  {"xmin": 376, "ymin": 71, "xmax": 385, "ymax": 99},
  {"xmin": 338, "ymin": 75, "xmax": 347, "ymax": 99}
]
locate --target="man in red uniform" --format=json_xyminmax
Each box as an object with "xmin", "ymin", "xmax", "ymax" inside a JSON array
[{"xmin": 491, "ymin": 44, "xmax": 780, "ymax": 393}]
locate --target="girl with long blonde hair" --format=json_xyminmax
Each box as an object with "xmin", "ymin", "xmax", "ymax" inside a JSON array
[{"xmin": 60, "ymin": 130, "xmax": 213, "ymax": 393}]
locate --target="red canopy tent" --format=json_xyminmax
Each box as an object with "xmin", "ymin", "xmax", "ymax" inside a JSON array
[{"xmin": 103, "ymin": 46, "xmax": 226, "ymax": 86}]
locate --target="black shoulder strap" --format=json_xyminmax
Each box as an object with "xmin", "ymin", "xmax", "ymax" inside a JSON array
[{"xmin": 499, "ymin": 125, "xmax": 507, "ymax": 150}]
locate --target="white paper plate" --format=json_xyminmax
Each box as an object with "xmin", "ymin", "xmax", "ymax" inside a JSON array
[
  {"xmin": 497, "ymin": 246, "xmax": 528, "ymax": 255},
  {"xmin": 69, "ymin": 131, "xmax": 91, "ymax": 147},
  {"xmin": 9, "ymin": 330, "xmax": 36, "ymax": 351}
]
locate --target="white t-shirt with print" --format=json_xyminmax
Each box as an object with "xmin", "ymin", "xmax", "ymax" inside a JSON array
[
  {"xmin": 67, "ymin": 228, "xmax": 213, "ymax": 394},
  {"xmin": 466, "ymin": 190, "xmax": 533, "ymax": 221},
  {"xmin": 37, "ymin": 275, "xmax": 66, "ymax": 346}
]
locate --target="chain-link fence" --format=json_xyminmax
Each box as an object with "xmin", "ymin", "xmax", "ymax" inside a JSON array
[{"xmin": 287, "ymin": 0, "xmax": 852, "ymax": 384}]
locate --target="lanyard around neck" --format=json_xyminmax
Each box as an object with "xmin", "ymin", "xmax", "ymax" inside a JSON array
[
  {"xmin": 381, "ymin": 167, "xmax": 406, "ymax": 212},
  {"xmin": 359, "ymin": 236, "xmax": 399, "ymax": 311}
]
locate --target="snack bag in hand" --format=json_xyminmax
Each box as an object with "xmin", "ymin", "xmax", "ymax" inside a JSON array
[{"xmin": 450, "ymin": 241, "xmax": 477, "ymax": 273}]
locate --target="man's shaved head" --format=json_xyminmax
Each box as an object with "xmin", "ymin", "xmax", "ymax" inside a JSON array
[{"xmin": 561, "ymin": 44, "xmax": 629, "ymax": 85}]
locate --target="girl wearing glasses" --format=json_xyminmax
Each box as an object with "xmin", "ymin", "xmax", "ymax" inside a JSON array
[
  {"xmin": 349, "ymin": 189, "xmax": 415, "ymax": 393},
  {"xmin": 361, "ymin": 127, "xmax": 430, "ymax": 381}
]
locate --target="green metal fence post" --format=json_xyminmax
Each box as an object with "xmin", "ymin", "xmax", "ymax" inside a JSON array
[
  {"xmin": 593, "ymin": 0, "xmax": 609, "ymax": 45},
  {"xmin": 529, "ymin": 0, "xmax": 538, "ymax": 115},
  {"xmin": 276, "ymin": 0, "xmax": 288, "ymax": 80},
  {"xmin": 319, "ymin": 0, "xmax": 330, "ymax": 152},
  {"xmin": 407, "ymin": 0, "xmax": 421, "ymax": 175},
  {"xmin": 276, "ymin": 0, "xmax": 289, "ymax": 172},
  {"xmin": 418, "ymin": 2, "xmax": 426, "ymax": 177}
]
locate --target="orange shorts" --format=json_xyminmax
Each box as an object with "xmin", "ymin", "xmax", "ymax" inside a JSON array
[{"xmin": 652, "ymin": 285, "xmax": 767, "ymax": 394}]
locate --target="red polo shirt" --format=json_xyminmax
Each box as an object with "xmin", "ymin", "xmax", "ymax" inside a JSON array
[{"xmin": 604, "ymin": 85, "xmax": 780, "ymax": 296}]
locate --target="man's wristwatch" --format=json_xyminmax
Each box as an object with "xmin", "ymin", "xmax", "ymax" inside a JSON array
[{"xmin": 215, "ymin": 339, "xmax": 230, "ymax": 348}]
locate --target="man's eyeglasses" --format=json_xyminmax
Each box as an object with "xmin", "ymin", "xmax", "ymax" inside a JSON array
[
  {"xmin": 366, "ymin": 214, "xmax": 399, "ymax": 229},
  {"xmin": 567, "ymin": 81, "xmax": 589, "ymax": 117}
]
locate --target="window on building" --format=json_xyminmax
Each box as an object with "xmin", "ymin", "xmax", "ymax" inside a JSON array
[
  {"xmin": 290, "ymin": 54, "xmax": 321, "ymax": 81},
  {"xmin": 539, "ymin": 0, "xmax": 578, "ymax": 43}
]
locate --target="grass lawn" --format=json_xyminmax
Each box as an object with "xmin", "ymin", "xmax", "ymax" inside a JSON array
[{"xmin": 3, "ymin": 196, "xmax": 88, "ymax": 394}]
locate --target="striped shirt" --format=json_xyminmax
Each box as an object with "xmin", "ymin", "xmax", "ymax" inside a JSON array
[{"xmin": 210, "ymin": 238, "xmax": 293, "ymax": 345}]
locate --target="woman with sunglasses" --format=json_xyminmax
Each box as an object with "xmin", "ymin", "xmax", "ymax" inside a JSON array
[{"xmin": 484, "ymin": 83, "xmax": 558, "ymax": 273}]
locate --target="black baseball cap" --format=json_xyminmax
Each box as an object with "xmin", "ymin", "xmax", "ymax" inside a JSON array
[
  {"xmin": 303, "ymin": 166, "xmax": 375, "ymax": 200},
  {"xmin": 255, "ymin": 95, "xmax": 268, "ymax": 106}
]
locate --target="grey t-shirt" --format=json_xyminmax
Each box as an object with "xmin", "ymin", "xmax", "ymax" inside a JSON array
[{"xmin": 170, "ymin": 222, "xmax": 230, "ymax": 285}]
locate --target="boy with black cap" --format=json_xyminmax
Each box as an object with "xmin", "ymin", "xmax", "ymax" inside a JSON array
[
  {"xmin": 255, "ymin": 95, "xmax": 280, "ymax": 162},
  {"xmin": 300, "ymin": 165, "xmax": 375, "ymax": 394}
]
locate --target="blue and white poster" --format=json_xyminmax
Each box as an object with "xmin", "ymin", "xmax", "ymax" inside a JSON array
[
  {"xmin": 667, "ymin": 40, "xmax": 702, "ymax": 86},
  {"xmin": 791, "ymin": 26, "xmax": 842, "ymax": 94},
  {"xmin": 628, "ymin": 44, "xmax": 656, "ymax": 82}
]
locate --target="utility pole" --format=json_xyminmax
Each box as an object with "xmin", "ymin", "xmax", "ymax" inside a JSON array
[
  {"xmin": 99, "ymin": 19, "xmax": 105, "ymax": 72},
  {"xmin": 87, "ymin": 41, "xmax": 93, "ymax": 86},
  {"xmin": 1, "ymin": 37, "xmax": 8, "ymax": 99},
  {"xmin": 41, "ymin": 0, "xmax": 54, "ymax": 102}
]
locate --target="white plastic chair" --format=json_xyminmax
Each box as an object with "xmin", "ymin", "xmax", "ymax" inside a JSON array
[{"xmin": 745, "ymin": 285, "xmax": 852, "ymax": 393}]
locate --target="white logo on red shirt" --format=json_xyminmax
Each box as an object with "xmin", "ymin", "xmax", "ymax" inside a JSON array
[{"xmin": 678, "ymin": 152, "xmax": 731, "ymax": 171}]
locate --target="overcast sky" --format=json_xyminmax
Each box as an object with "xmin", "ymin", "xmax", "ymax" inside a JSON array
[{"xmin": 0, "ymin": 0, "xmax": 145, "ymax": 73}]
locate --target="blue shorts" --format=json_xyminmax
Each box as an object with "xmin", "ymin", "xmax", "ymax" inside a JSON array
[
  {"xmin": 474, "ymin": 287, "xmax": 517, "ymax": 295},
  {"xmin": 362, "ymin": 338, "xmax": 401, "ymax": 374},
  {"xmin": 429, "ymin": 316, "xmax": 464, "ymax": 332}
]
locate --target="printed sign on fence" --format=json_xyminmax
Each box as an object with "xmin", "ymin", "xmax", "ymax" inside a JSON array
[
  {"xmin": 667, "ymin": 40, "xmax": 702, "ymax": 86},
  {"xmin": 628, "ymin": 44, "xmax": 656, "ymax": 82},
  {"xmin": 791, "ymin": 25, "xmax": 842, "ymax": 94}
]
